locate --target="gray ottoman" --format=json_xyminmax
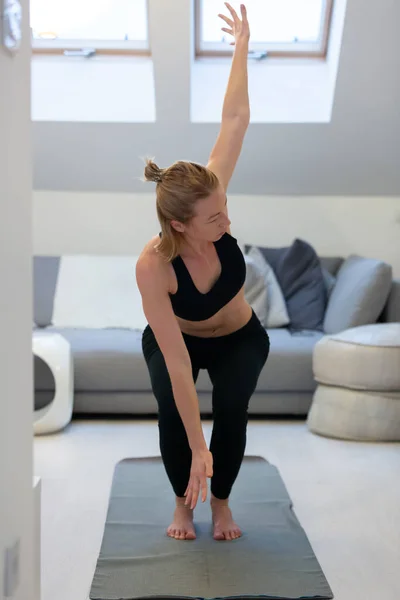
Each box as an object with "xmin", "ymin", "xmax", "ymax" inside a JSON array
[{"xmin": 307, "ymin": 323, "xmax": 400, "ymax": 441}]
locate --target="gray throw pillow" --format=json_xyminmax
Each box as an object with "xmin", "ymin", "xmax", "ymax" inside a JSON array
[
  {"xmin": 254, "ymin": 239, "xmax": 327, "ymax": 331},
  {"xmin": 319, "ymin": 256, "xmax": 343, "ymax": 276},
  {"xmin": 322, "ymin": 268, "xmax": 336, "ymax": 297},
  {"xmin": 323, "ymin": 255, "xmax": 392, "ymax": 334}
]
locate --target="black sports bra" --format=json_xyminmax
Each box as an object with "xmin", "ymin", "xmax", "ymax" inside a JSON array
[{"xmin": 168, "ymin": 233, "xmax": 246, "ymax": 322}]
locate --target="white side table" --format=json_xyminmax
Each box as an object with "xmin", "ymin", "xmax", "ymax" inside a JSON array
[{"xmin": 33, "ymin": 331, "xmax": 74, "ymax": 435}]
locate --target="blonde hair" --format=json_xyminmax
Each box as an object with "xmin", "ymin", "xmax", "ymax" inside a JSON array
[{"xmin": 144, "ymin": 159, "xmax": 220, "ymax": 262}]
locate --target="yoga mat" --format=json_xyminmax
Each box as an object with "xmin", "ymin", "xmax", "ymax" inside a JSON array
[{"xmin": 90, "ymin": 456, "xmax": 333, "ymax": 600}]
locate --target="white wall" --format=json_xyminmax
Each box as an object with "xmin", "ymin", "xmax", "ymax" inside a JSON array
[
  {"xmin": 0, "ymin": 0, "xmax": 34, "ymax": 598},
  {"xmin": 33, "ymin": 192, "xmax": 400, "ymax": 277}
]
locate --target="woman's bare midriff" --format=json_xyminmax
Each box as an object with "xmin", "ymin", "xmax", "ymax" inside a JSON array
[
  {"xmin": 145, "ymin": 235, "xmax": 253, "ymax": 338},
  {"xmin": 176, "ymin": 290, "xmax": 253, "ymax": 338}
]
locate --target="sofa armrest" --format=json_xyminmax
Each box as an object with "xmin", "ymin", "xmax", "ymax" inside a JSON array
[{"xmin": 382, "ymin": 279, "xmax": 400, "ymax": 322}]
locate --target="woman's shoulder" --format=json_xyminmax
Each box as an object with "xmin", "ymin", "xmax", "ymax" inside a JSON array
[
  {"xmin": 137, "ymin": 235, "xmax": 164, "ymax": 267},
  {"xmin": 136, "ymin": 235, "xmax": 170, "ymax": 285}
]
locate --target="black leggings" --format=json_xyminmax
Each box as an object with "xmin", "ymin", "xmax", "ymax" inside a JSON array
[{"xmin": 142, "ymin": 311, "xmax": 270, "ymax": 500}]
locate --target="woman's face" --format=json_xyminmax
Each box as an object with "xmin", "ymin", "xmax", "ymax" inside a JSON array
[{"xmin": 181, "ymin": 185, "xmax": 231, "ymax": 242}]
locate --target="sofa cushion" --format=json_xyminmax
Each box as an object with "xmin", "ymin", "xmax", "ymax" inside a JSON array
[
  {"xmin": 35, "ymin": 327, "xmax": 323, "ymax": 395},
  {"xmin": 36, "ymin": 328, "xmax": 149, "ymax": 392},
  {"xmin": 254, "ymin": 239, "xmax": 327, "ymax": 331},
  {"xmin": 323, "ymin": 255, "xmax": 393, "ymax": 334}
]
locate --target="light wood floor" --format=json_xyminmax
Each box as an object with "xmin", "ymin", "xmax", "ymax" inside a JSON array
[{"xmin": 34, "ymin": 417, "xmax": 400, "ymax": 600}]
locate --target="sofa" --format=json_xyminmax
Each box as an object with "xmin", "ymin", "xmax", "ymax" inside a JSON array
[{"xmin": 33, "ymin": 245, "xmax": 400, "ymax": 418}]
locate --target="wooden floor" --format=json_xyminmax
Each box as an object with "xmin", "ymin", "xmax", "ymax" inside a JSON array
[{"xmin": 34, "ymin": 417, "xmax": 400, "ymax": 600}]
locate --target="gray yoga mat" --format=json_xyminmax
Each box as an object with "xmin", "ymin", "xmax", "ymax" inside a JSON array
[{"xmin": 90, "ymin": 456, "xmax": 333, "ymax": 600}]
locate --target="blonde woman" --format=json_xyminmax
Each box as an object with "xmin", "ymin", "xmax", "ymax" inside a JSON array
[{"xmin": 137, "ymin": 3, "xmax": 270, "ymax": 541}]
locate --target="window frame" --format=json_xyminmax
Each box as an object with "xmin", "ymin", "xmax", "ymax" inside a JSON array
[
  {"xmin": 31, "ymin": 0, "xmax": 151, "ymax": 56},
  {"xmin": 195, "ymin": 0, "xmax": 334, "ymax": 59}
]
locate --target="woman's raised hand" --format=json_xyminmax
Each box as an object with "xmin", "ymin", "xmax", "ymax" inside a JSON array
[{"xmin": 219, "ymin": 3, "xmax": 250, "ymax": 46}]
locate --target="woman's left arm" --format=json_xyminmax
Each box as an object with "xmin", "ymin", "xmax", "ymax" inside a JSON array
[{"xmin": 207, "ymin": 3, "xmax": 250, "ymax": 191}]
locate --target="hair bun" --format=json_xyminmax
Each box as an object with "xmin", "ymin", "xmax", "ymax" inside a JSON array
[{"xmin": 144, "ymin": 159, "xmax": 164, "ymax": 184}]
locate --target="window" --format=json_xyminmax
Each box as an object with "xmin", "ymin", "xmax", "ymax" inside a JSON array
[
  {"xmin": 196, "ymin": 0, "xmax": 334, "ymax": 58},
  {"xmin": 31, "ymin": 0, "xmax": 149, "ymax": 54}
]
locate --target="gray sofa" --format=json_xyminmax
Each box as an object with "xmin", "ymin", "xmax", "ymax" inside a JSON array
[{"xmin": 33, "ymin": 255, "xmax": 400, "ymax": 417}]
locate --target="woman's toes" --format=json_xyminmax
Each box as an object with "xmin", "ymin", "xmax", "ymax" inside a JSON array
[{"xmin": 213, "ymin": 528, "xmax": 225, "ymax": 540}]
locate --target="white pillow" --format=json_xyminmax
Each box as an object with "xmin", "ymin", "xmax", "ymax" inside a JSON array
[
  {"xmin": 244, "ymin": 254, "xmax": 269, "ymax": 326},
  {"xmin": 52, "ymin": 255, "xmax": 147, "ymax": 330},
  {"xmin": 246, "ymin": 246, "xmax": 290, "ymax": 328}
]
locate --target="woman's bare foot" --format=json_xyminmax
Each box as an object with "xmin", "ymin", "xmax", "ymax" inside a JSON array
[
  {"xmin": 167, "ymin": 497, "xmax": 196, "ymax": 540},
  {"xmin": 210, "ymin": 494, "xmax": 242, "ymax": 541}
]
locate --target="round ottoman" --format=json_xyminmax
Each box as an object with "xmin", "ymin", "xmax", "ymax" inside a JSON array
[{"xmin": 307, "ymin": 323, "xmax": 400, "ymax": 441}]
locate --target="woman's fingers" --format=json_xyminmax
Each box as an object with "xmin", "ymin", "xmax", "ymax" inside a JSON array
[
  {"xmin": 194, "ymin": 475, "xmax": 209, "ymax": 507},
  {"xmin": 220, "ymin": 3, "xmax": 249, "ymax": 43},
  {"xmin": 190, "ymin": 481, "xmax": 200, "ymax": 509},
  {"xmin": 184, "ymin": 488, "xmax": 191, "ymax": 506},
  {"xmin": 225, "ymin": 2, "xmax": 239, "ymax": 23},
  {"xmin": 185, "ymin": 478, "xmax": 195, "ymax": 506},
  {"xmin": 206, "ymin": 454, "xmax": 213, "ymax": 478},
  {"xmin": 185, "ymin": 451, "xmax": 213, "ymax": 510},
  {"xmin": 218, "ymin": 13, "xmax": 234, "ymax": 28},
  {"xmin": 185, "ymin": 477, "xmax": 208, "ymax": 509},
  {"xmin": 185, "ymin": 479, "xmax": 194, "ymax": 507},
  {"xmin": 201, "ymin": 476, "xmax": 208, "ymax": 502}
]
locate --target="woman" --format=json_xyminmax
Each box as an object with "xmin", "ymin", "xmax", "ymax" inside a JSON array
[{"xmin": 136, "ymin": 3, "xmax": 270, "ymax": 541}]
